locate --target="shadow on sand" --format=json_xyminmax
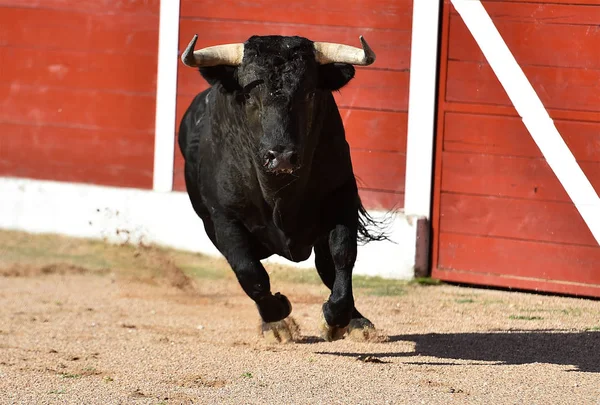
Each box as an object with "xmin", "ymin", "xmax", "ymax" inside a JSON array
[{"xmin": 316, "ymin": 330, "xmax": 600, "ymax": 373}]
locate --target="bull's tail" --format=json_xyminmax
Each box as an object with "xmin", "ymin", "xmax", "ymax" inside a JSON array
[{"xmin": 357, "ymin": 201, "xmax": 395, "ymax": 245}]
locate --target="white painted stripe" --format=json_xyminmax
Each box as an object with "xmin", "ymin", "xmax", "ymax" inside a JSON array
[
  {"xmin": 452, "ymin": 0, "xmax": 600, "ymax": 245},
  {"xmin": 153, "ymin": 0, "xmax": 181, "ymax": 192},
  {"xmin": 404, "ymin": 0, "xmax": 442, "ymax": 219},
  {"xmin": 0, "ymin": 177, "xmax": 415, "ymax": 279}
]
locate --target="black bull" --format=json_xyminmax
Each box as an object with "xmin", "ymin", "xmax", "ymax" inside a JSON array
[{"xmin": 178, "ymin": 34, "xmax": 387, "ymax": 341}]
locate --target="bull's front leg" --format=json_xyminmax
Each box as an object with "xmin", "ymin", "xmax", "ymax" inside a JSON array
[
  {"xmin": 212, "ymin": 216, "xmax": 298, "ymax": 342},
  {"xmin": 320, "ymin": 224, "xmax": 357, "ymax": 341}
]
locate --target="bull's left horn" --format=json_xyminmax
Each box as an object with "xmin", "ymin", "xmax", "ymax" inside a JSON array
[
  {"xmin": 313, "ymin": 36, "xmax": 376, "ymax": 66},
  {"xmin": 181, "ymin": 34, "xmax": 244, "ymax": 68}
]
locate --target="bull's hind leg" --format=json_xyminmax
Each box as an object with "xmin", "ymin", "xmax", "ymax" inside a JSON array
[
  {"xmin": 314, "ymin": 230, "xmax": 377, "ymax": 342},
  {"xmin": 211, "ymin": 216, "xmax": 298, "ymax": 343}
]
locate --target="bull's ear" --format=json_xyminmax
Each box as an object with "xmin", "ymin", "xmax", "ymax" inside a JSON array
[
  {"xmin": 317, "ymin": 64, "xmax": 355, "ymax": 91},
  {"xmin": 199, "ymin": 66, "xmax": 241, "ymax": 93}
]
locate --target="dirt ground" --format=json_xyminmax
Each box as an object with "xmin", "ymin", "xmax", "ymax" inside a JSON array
[{"xmin": 0, "ymin": 231, "xmax": 599, "ymax": 404}]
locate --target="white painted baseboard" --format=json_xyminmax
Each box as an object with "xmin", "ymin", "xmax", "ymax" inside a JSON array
[{"xmin": 0, "ymin": 177, "xmax": 416, "ymax": 279}]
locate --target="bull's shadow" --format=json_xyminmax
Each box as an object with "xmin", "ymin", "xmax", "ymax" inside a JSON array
[{"xmin": 316, "ymin": 330, "xmax": 600, "ymax": 373}]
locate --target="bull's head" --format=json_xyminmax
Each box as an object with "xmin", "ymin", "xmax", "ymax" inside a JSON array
[{"xmin": 181, "ymin": 35, "xmax": 375, "ymax": 175}]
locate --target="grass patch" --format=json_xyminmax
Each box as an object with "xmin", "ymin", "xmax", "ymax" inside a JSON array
[
  {"xmin": 241, "ymin": 372, "xmax": 253, "ymax": 378},
  {"xmin": 59, "ymin": 373, "xmax": 80, "ymax": 379},
  {"xmin": 0, "ymin": 229, "xmax": 435, "ymax": 298},
  {"xmin": 48, "ymin": 388, "xmax": 66, "ymax": 395},
  {"xmin": 354, "ymin": 275, "xmax": 408, "ymax": 296},
  {"xmin": 269, "ymin": 266, "xmax": 322, "ymax": 286},
  {"xmin": 509, "ymin": 315, "xmax": 543, "ymax": 321},
  {"xmin": 585, "ymin": 326, "xmax": 600, "ymax": 331},
  {"xmin": 455, "ymin": 298, "xmax": 475, "ymax": 304},
  {"xmin": 409, "ymin": 277, "xmax": 443, "ymax": 286}
]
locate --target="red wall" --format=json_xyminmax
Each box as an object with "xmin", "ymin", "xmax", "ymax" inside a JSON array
[
  {"xmin": 0, "ymin": 0, "xmax": 159, "ymax": 188},
  {"xmin": 174, "ymin": 0, "xmax": 413, "ymax": 210}
]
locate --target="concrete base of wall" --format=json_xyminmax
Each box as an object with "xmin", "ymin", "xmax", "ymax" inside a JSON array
[{"xmin": 0, "ymin": 177, "xmax": 417, "ymax": 279}]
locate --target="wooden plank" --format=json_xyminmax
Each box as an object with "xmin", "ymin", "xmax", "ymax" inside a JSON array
[
  {"xmin": 177, "ymin": 68, "xmax": 409, "ymax": 112},
  {"xmin": 343, "ymin": 110, "xmax": 407, "ymax": 153},
  {"xmin": 440, "ymin": 151, "xmax": 600, "ymax": 203},
  {"xmin": 446, "ymin": 60, "xmax": 600, "ymax": 113},
  {"xmin": 432, "ymin": 267, "xmax": 600, "ymax": 298},
  {"xmin": 440, "ymin": 193, "xmax": 597, "ymax": 247},
  {"xmin": 0, "ymin": 84, "xmax": 156, "ymax": 132},
  {"xmin": 444, "ymin": 100, "xmax": 600, "ymax": 124},
  {"xmin": 437, "ymin": 232, "xmax": 600, "ymax": 286},
  {"xmin": 430, "ymin": 0, "xmax": 454, "ymax": 279},
  {"xmin": 179, "ymin": 19, "xmax": 411, "ymax": 72},
  {"xmin": 180, "ymin": 0, "xmax": 413, "ymax": 31},
  {"xmin": 352, "ymin": 150, "xmax": 405, "ymax": 193},
  {"xmin": 0, "ymin": 1, "xmax": 159, "ymax": 14},
  {"xmin": 444, "ymin": 112, "xmax": 600, "ymax": 162},
  {"xmin": 0, "ymin": 123, "xmax": 153, "ymax": 188},
  {"xmin": 0, "ymin": 7, "xmax": 158, "ymax": 54},
  {"xmin": 481, "ymin": 1, "xmax": 600, "ymax": 9},
  {"xmin": 0, "ymin": 47, "xmax": 157, "ymax": 93},
  {"xmin": 449, "ymin": 10, "xmax": 600, "ymax": 69}
]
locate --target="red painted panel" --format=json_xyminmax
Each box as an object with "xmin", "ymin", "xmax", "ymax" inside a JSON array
[
  {"xmin": 178, "ymin": 19, "xmax": 411, "ymax": 71},
  {"xmin": 432, "ymin": 267, "xmax": 600, "ymax": 298},
  {"xmin": 446, "ymin": 60, "xmax": 600, "ymax": 113},
  {"xmin": 0, "ymin": 47, "xmax": 156, "ymax": 93},
  {"xmin": 433, "ymin": 1, "xmax": 600, "ymax": 297},
  {"xmin": 449, "ymin": 12, "xmax": 600, "ymax": 70},
  {"xmin": 344, "ymin": 110, "xmax": 407, "ymax": 153},
  {"xmin": 0, "ymin": 123, "xmax": 153, "ymax": 188},
  {"xmin": 352, "ymin": 150, "xmax": 405, "ymax": 193},
  {"xmin": 0, "ymin": 0, "xmax": 159, "ymax": 14},
  {"xmin": 0, "ymin": 84, "xmax": 156, "ymax": 132},
  {"xmin": 0, "ymin": 8, "xmax": 158, "ymax": 54},
  {"xmin": 441, "ymin": 151, "xmax": 600, "ymax": 203},
  {"xmin": 440, "ymin": 193, "xmax": 596, "ymax": 247},
  {"xmin": 444, "ymin": 113, "xmax": 600, "ymax": 162},
  {"xmin": 437, "ymin": 232, "xmax": 600, "ymax": 286},
  {"xmin": 481, "ymin": 1, "xmax": 600, "ymax": 15},
  {"xmin": 181, "ymin": 0, "xmax": 413, "ymax": 31}
]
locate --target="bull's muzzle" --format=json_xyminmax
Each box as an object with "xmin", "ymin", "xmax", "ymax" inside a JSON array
[{"xmin": 263, "ymin": 149, "xmax": 299, "ymax": 174}]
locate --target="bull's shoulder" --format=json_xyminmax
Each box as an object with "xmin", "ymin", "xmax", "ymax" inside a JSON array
[{"xmin": 178, "ymin": 88, "xmax": 212, "ymax": 162}]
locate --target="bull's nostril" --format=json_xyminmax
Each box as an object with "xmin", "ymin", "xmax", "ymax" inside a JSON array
[
  {"xmin": 265, "ymin": 150, "xmax": 278, "ymax": 161},
  {"xmin": 288, "ymin": 153, "xmax": 298, "ymax": 166}
]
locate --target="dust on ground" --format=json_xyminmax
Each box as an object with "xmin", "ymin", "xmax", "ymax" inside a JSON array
[{"xmin": 0, "ymin": 230, "xmax": 599, "ymax": 404}]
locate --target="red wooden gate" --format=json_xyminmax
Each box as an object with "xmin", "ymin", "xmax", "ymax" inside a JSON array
[{"xmin": 431, "ymin": 0, "xmax": 600, "ymax": 297}]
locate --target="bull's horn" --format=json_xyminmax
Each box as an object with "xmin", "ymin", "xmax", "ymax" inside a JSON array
[
  {"xmin": 313, "ymin": 36, "xmax": 376, "ymax": 66},
  {"xmin": 181, "ymin": 34, "xmax": 244, "ymax": 68}
]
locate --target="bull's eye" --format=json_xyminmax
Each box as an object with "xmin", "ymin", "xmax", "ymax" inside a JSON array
[
  {"xmin": 236, "ymin": 92, "xmax": 251, "ymax": 104},
  {"xmin": 306, "ymin": 91, "xmax": 316, "ymax": 101}
]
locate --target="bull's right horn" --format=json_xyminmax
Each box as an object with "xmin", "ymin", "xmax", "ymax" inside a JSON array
[
  {"xmin": 181, "ymin": 34, "xmax": 244, "ymax": 68},
  {"xmin": 313, "ymin": 36, "xmax": 376, "ymax": 66}
]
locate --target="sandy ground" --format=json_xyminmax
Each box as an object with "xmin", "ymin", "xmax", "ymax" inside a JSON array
[{"xmin": 1, "ymin": 232, "xmax": 599, "ymax": 404}]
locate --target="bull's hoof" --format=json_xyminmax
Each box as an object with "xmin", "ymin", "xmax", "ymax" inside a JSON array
[
  {"xmin": 347, "ymin": 317, "xmax": 388, "ymax": 343},
  {"xmin": 261, "ymin": 317, "xmax": 300, "ymax": 344},
  {"xmin": 319, "ymin": 313, "xmax": 348, "ymax": 342}
]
